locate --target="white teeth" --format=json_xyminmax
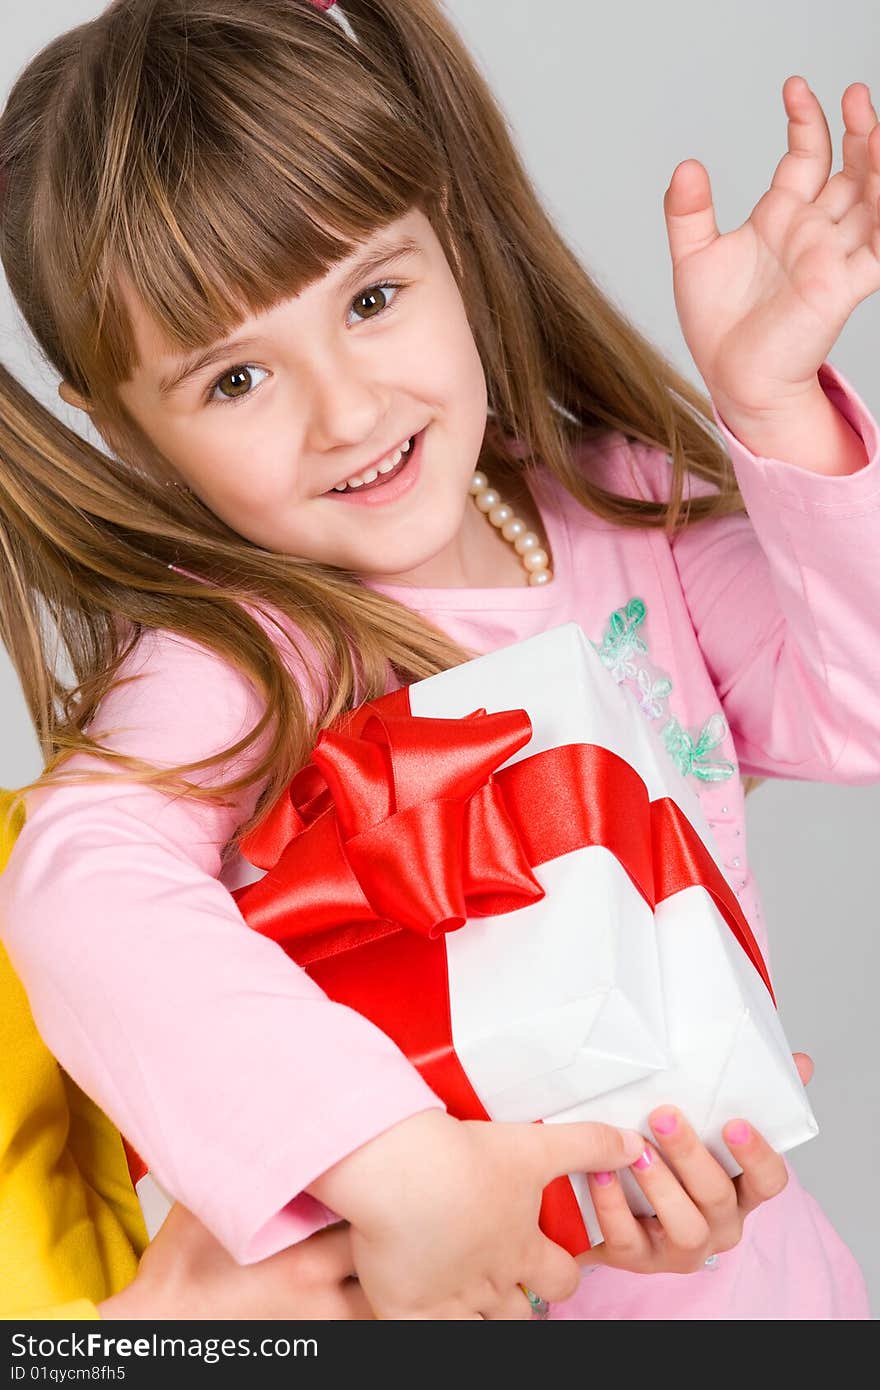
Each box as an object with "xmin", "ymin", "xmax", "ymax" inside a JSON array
[{"xmin": 333, "ymin": 437, "xmax": 413, "ymax": 491}]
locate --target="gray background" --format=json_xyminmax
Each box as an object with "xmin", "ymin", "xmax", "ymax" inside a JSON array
[{"xmin": 1, "ymin": 1, "xmax": 877, "ymax": 1313}]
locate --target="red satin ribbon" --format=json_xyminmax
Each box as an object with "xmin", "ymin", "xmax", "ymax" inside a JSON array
[
  {"xmin": 122, "ymin": 1136, "xmax": 148, "ymax": 1188},
  {"xmin": 231, "ymin": 685, "xmax": 774, "ymax": 1256},
  {"xmin": 235, "ymin": 685, "xmax": 772, "ymax": 994}
]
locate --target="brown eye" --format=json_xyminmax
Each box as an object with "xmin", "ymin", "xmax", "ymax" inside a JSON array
[
  {"xmin": 348, "ymin": 281, "xmax": 403, "ymax": 326},
  {"xmin": 353, "ymin": 286, "xmax": 390, "ymax": 318},
  {"xmin": 207, "ymin": 364, "xmax": 268, "ymax": 407},
  {"xmin": 216, "ymin": 367, "xmax": 254, "ymax": 399}
]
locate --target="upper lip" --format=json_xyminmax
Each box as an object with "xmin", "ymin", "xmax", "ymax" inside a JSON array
[{"xmin": 321, "ymin": 432, "xmax": 415, "ymax": 494}]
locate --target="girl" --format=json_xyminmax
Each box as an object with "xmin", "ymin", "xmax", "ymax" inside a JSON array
[{"xmin": 0, "ymin": 0, "xmax": 876, "ymax": 1319}]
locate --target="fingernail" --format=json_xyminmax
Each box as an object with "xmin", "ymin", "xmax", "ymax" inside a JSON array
[
  {"xmin": 631, "ymin": 1147, "xmax": 653, "ymax": 1171},
  {"xmin": 593, "ymin": 1171, "xmax": 614, "ymax": 1186},
  {"xmin": 725, "ymin": 1120, "xmax": 751, "ymax": 1145},
  {"xmin": 651, "ymin": 1108, "xmax": 678, "ymax": 1136}
]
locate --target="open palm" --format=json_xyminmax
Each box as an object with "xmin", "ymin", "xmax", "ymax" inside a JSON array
[{"xmin": 664, "ymin": 79, "xmax": 880, "ymax": 417}]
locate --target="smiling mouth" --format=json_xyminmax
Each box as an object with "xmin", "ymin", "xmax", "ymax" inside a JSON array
[{"xmin": 322, "ymin": 435, "xmax": 417, "ymax": 496}]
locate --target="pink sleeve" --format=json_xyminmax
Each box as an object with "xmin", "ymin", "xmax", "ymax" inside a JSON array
[
  {"xmin": 655, "ymin": 360, "xmax": 880, "ymax": 783},
  {"xmin": 0, "ymin": 622, "xmax": 444, "ymax": 1263}
]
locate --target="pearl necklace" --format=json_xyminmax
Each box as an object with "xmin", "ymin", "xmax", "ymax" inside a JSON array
[{"xmin": 469, "ymin": 470, "xmax": 553, "ymax": 586}]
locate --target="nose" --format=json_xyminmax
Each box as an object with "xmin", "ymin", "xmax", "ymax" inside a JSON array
[{"xmin": 305, "ymin": 352, "xmax": 392, "ymax": 455}]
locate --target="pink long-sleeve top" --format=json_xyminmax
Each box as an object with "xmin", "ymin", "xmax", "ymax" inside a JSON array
[{"xmin": 0, "ymin": 359, "xmax": 875, "ymax": 1318}]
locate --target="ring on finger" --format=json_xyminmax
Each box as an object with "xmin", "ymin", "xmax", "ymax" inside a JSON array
[{"xmin": 519, "ymin": 1283, "xmax": 551, "ymax": 1319}]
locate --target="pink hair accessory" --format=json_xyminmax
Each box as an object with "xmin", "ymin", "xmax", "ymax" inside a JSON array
[{"xmin": 308, "ymin": 1, "xmax": 338, "ymax": 10}]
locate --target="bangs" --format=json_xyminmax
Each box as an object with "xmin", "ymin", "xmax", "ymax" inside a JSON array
[{"xmin": 52, "ymin": 1, "xmax": 441, "ymax": 392}]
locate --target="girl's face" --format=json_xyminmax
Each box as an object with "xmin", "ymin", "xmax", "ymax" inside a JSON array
[{"xmin": 112, "ymin": 207, "xmax": 492, "ymax": 588}]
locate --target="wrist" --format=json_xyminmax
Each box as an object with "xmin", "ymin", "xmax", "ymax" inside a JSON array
[
  {"xmin": 305, "ymin": 1108, "xmax": 459, "ymax": 1232},
  {"xmin": 711, "ymin": 381, "xmax": 868, "ymax": 475}
]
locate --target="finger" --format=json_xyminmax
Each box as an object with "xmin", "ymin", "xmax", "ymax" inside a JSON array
[
  {"xmin": 581, "ymin": 1169, "xmax": 652, "ymax": 1266},
  {"xmin": 281, "ymin": 1221, "xmax": 355, "ymax": 1280},
  {"xmin": 484, "ymin": 1287, "xmax": 536, "ymax": 1321},
  {"xmin": 831, "ymin": 99, "xmax": 880, "ymax": 260},
  {"xmin": 317, "ymin": 1278, "xmax": 375, "ymax": 1320},
  {"xmin": 535, "ymin": 1119, "xmax": 646, "ymax": 1183},
  {"xmin": 625, "ymin": 1141, "xmax": 712, "ymax": 1266},
  {"xmin": 816, "ymin": 82, "xmax": 880, "ymax": 222},
  {"xmin": 844, "ymin": 228, "xmax": 880, "ymax": 307},
  {"xmin": 724, "ymin": 1120, "xmax": 790, "ymax": 1217},
  {"xmin": 472, "ymin": 1283, "xmax": 531, "ymax": 1322},
  {"xmin": 519, "ymin": 1237, "xmax": 582, "ymax": 1304},
  {"xmin": 793, "ymin": 1051, "xmax": 814, "ymax": 1086},
  {"xmin": 395, "ymin": 1301, "xmax": 470, "ymax": 1321},
  {"xmin": 769, "ymin": 76, "xmax": 833, "ymax": 203},
  {"xmin": 843, "ymin": 124, "xmax": 880, "ymax": 305},
  {"xmin": 647, "ymin": 1107, "xmax": 741, "ymax": 1252},
  {"xmin": 663, "ymin": 159, "xmax": 722, "ymax": 269}
]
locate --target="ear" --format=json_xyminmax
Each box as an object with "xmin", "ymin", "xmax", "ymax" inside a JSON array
[
  {"xmin": 58, "ymin": 379, "xmax": 92, "ymax": 413},
  {"xmin": 58, "ymin": 380, "xmax": 129, "ymax": 463}
]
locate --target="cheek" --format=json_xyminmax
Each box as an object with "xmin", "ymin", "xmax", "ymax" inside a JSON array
[
  {"xmin": 450, "ymin": 321, "xmax": 488, "ymax": 428},
  {"xmin": 409, "ymin": 292, "xmax": 486, "ymax": 415},
  {"xmin": 185, "ymin": 426, "xmax": 296, "ymax": 514}
]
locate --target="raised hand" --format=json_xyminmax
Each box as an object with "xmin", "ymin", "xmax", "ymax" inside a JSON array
[{"xmin": 663, "ymin": 79, "xmax": 880, "ymax": 420}]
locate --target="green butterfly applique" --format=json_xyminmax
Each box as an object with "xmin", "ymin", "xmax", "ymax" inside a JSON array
[
  {"xmin": 661, "ymin": 712, "xmax": 736, "ymax": 783},
  {"xmin": 591, "ymin": 597, "xmax": 735, "ymax": 785}
]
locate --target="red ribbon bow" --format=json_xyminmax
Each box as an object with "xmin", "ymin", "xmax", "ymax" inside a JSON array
[
  {"xmin": 235, "ymin": 695, "xmax": 546, "ymax": 963},
  {"xmin": 234, "ymin": 685, "xmax": 773, "ymax": 1006}
]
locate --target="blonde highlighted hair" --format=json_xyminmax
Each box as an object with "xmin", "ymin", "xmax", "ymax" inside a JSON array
[{"xmin": 0, "ymin": 0, "xmax": 759, "ymax": 852}]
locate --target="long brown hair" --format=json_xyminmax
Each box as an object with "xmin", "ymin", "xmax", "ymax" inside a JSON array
[{"xmin": 0, "ymin": 0, "xmax": 759, "ymax": 855}]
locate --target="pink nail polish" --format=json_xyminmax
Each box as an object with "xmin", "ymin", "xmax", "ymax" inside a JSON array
[
  {"xmin": 651, "ymin": 1109, "xmax": 678, "ymax": 1136},
  {"xmin": 592, "ymin": 1171, "xmax": 614, "ymax": 1186},
  {"xmin": 631, "ymin": 1147, "xmax": 653, "ymax": 1171},
  {"xmin": 725, "ymin": 1121, "xmax": 751, "ymax": 1145}
]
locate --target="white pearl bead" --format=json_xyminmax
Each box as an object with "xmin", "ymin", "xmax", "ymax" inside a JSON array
[
  {"xmin": 470, "ymin": 476, "xmax": 553, "ymax": 587},
  {"xmin": 514, "ymin": 530, "xmax": 539, "ymax": 554},
  {"xmin": 523, "ymin": 547, "xmax": 549, "ymax": 572},
  {"xmin": 475, "ymin": 488, "xmax": 500, "ymax": 513}
]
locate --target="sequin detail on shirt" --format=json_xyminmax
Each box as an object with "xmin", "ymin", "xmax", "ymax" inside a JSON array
[{"xmin": 591, "ymin": 596, "xmax": 736, "ymax": 784}]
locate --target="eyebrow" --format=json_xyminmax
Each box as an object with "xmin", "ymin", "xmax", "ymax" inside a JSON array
[{"xmin": 156, "ymin": 235, "xmax": 424, "ymax": 398}]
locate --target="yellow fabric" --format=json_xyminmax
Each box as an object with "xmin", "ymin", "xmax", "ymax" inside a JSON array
[
  {"xmin": 0, "ymin": 790, "xmax": 148, "ymax": 1319},
  {"xmin": 15, "ymin": 1300, "xmax": 100, "ymax": 1321}
]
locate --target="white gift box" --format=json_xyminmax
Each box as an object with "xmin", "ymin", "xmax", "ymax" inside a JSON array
[{"xmin": 228, "ymin": 620, "xmax": 817, "ymax": 1249}]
